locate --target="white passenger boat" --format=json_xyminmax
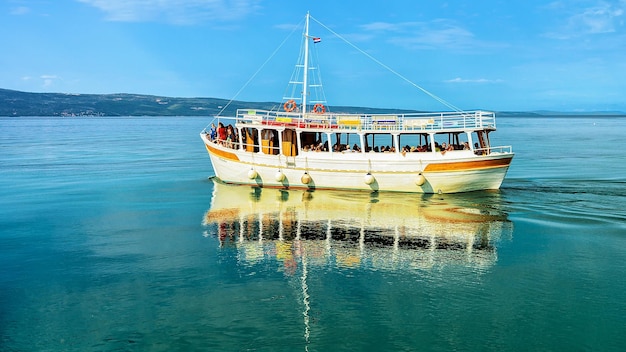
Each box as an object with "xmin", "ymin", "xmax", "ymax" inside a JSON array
[{"xmin": 200, "ymin": 13, "xmax": 513, "ymax": 193}]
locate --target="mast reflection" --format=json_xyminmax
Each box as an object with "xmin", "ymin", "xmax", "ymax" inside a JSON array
[{"xmin": 203, "ymin": 180, "xmax": 513, "ymax": 271}]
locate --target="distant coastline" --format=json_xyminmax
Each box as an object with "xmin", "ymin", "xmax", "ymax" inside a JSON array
[{"xmin": 1, "ymin": 88, "xmax": 624, "ymax": 118}]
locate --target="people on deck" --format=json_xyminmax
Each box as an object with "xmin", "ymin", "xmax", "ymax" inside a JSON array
[
  {"xmin": 217, "ymin": 122, "xmax": 227, "ymax": 145},
  {"xmin": 226, "ymin": 125, "xmax": 236, "ymax": 149},
  {"xmin": 209, "ymin": 123, "xmax": 217, "ymax": 141}
]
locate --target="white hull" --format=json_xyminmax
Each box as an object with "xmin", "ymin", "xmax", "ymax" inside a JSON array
[{"xmin": 201, "ymin": 133, "xmax": 512, "ymax": 193}]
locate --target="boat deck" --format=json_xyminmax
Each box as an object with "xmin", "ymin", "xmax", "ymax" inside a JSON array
[{"xmin": 235, "ymin": 109, "xmax": 496, "ymax": 133}]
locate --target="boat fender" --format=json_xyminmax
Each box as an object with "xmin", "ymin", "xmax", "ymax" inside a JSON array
[
  {"xmin": 275, "ymin": 170, "xmax": 285, "ymax": 182},
  {"xmin": 364, "ymin": 173, "xmax": 375, "ymax": 185},
  {"xmin": 301, "ymin": 173, "xmax": 311, "ymax": 184},
  {"xmin": 415, "ymin": 173, "xmax": 426, "ymax": 186},
  {"xmin": 248, "ymin": 169, "xmax": 258, "ymax": 179}
]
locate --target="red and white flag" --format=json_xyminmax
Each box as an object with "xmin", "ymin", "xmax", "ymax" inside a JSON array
[{"xmin": 313, "ymin": 37, "xmax": 321, "ymax": 43}]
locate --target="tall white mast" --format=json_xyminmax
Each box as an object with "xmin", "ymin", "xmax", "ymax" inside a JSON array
[{"xmin": 301, "ymin": 12, "xmax": 310, "ymax": 114}]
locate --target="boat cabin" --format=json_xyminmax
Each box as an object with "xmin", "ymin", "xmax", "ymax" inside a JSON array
[{"xmin": 213, "ymin": 109, "xmax": 501, "ymax": 157}]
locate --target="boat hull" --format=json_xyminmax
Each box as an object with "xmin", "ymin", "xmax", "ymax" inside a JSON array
[{"xmin": 202, "ymin": 134, "xmax": 513, "ymax": 194}]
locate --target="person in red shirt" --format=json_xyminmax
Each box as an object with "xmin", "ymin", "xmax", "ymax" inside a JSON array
[{"xmin": 217, "ymin": 122, "xmax": 227, "ymax": 144}]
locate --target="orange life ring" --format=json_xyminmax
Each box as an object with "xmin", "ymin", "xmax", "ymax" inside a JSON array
[
  {"xmin": 284, "ymin": 100, "xmax": 297, "ymax": 112},
  {"xmin": 312, "ymin": 103, "xmax": 326, "ymax": 114}
]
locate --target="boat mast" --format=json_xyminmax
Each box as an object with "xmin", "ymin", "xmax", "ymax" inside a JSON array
[{"xmin": 302, "ymin": 12, "xmax": 310, "ymax": 114}]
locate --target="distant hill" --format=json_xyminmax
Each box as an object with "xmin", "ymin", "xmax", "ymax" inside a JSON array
[
  {"xmin": 1, "ymin": 88, "xmax": 624, "ymax": 117},
  {"xmin": 0, "ymin": 88, "xmax": 258, "ymax": 117},
  {"xmin": 0, "ymin": 88, "xmax": 424, "ymax": 117}
]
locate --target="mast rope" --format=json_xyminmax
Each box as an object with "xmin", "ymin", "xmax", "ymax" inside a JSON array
[
  {"xmin": 203, "ymin": 16, "xmax": 305, "ymax": 130},
  {"xmin": 310, "ymin": 15, "xmax": 464, "ymax": 113}
]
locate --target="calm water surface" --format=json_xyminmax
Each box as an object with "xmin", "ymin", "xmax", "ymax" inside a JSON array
[{"xmin": 1, "ymin": 116, "xmax": 625, "ymax": 351}]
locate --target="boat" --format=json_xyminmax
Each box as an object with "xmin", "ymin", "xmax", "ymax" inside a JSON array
[
  {"xmin": 200, "ymin": 13, "xmax": 513, "ymax": 194},
  {"xmin": 202, "ymin": 180, "xmax": 513, "ymax": 270}
]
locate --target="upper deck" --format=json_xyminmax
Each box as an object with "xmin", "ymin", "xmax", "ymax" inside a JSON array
[{"xmin": 235, "ymin": 109, "xmax": 497, "ymax": 133}]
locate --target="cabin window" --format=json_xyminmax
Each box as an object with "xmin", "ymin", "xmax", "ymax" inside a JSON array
[
  {"xmin": 364, "ymin": 133, "xmax": 392, "ymax": 152},
  {"xmin": 261, "ymin": 129, "xmax": 279, "ymax": 155},
  {"xmin": 331, "ymin": 132, "xmax": 363, "ymax": 152},
  {"xmin": 242, "ymin": 128, "xmax": 259, "ymax": 152},
  {"xmin": 282, "ymin": 129, "xmax": 298, "ymax": 156},
  {"xmin": 396, "ymin": 133, "xmax": 430, "ymax": 152},
  {"xmin": 471, "ymin": 131, "xmax": 490, "ymax": 154},
  {"xmin": 432, "ymin": 132, "xmax": 469, "ymax": 151}
]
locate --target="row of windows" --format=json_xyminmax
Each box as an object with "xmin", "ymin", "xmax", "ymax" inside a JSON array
[{"xmin": 206, "ymin": 128, "xmax": 490, "ymax": 156}]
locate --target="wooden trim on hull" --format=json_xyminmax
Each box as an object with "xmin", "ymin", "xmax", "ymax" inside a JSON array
[
  {"xmin": 205, "ymin": 143, "xmax": 240, "ymax": 161},
  {"xmin": 424, "ymin": 156, "xmax": 512, "ymax": 172}
]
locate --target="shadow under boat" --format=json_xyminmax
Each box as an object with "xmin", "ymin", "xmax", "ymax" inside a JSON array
[{"xmin": 202, "ymin": 179, "xmax": 513, "ymax": 270}]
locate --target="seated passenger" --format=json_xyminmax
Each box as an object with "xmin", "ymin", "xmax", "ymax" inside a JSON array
[
  {"xmin": 209, "ymin": 123, "xmax": 217, "ymax": 140},
  {"xmin": 474, "ymin": 143, "xmax": 482, "ymax": 155}
]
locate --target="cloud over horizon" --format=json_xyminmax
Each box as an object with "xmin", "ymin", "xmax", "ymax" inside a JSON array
[{"xmin": 76, "ymin": 0, "xmax": 261, "ymax": 24}]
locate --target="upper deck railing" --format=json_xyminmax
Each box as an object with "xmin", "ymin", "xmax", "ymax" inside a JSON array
[{"xmin": 234, "ymin": 109, "xmax": 496, "ymax": 132}]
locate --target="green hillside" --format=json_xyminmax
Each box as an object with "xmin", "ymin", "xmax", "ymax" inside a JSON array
[
  {"xmin": 2, "ymin": 88, "xmax": 624, "ymax": 117},
  {"xmin": 0, "ymin": 88, "xmax": 419, "ymax": 117}
]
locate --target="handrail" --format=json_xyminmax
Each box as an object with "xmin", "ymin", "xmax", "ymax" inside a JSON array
[{"xmin": 234, "ymin": 109, "xmax": 496, "ymax": 132}]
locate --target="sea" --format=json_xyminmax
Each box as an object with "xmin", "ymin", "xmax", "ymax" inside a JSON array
[{"xmin": 1, "ymin": 115, "xmax": 625, "ymax": 351}]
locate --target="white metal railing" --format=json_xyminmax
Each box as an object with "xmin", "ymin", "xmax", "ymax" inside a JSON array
[{"xmin": 234, "ymin": 109, "xmax": 496, "ymax": 132}]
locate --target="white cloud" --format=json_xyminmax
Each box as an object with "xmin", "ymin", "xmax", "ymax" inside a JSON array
[
  {"xmin": 76, "ymin": 0, "xmax": 261, "ymax": 24},
  {"xmin": 544, "ymin": 0, "xmax": 626, "ymax": 39},
  {"xmin": 10, "ymin": 6, "xmax": 30, "ymax": 15},
  {"xmin": 40, "ymin": 75, "xmax": 59, "ymax": 88},
  {"xmin": 359, "ymin": 19, "xmax": 499, "ymax": 51},
  {"xmin": 570, "ymin": 3, "xmax": 624, "ymax": 34},
  {"xmin": 445, "ymin": 77, "xmax": 503, "ymax": 84}
]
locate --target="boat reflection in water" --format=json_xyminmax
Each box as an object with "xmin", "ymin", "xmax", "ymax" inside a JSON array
[{"xmin": 203, "ymin": 179, "xmax": 513, "ymax": 272}]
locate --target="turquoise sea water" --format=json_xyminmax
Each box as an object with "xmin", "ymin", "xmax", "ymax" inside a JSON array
[{"xmin": 1, "ymin": 116, "xmax": 625, "ymax": 351}]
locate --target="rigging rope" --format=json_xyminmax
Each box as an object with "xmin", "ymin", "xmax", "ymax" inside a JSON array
[
  {"xmin": 203, "ymin": 16, "xmax": 305, "ymax": 130},
  {"xmin": 310, "ymin": 15, "xmax": 464, "ymax": 113},
  {"xmin": 204, "ymin": 13, "xmax": 468, "ymax": 132}
]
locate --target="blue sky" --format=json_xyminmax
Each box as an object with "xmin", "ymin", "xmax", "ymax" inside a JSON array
[{"xmin": 2, "ymin": 0, "xmax": 625, "ymax": 111}]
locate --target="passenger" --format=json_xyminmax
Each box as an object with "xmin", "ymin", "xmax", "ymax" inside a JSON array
[
  {"xmin": 217, "ymin": 122, "xmax": 227, "ymax": 145},
  {"xmin": 474, "ymin": 143, "xmax": 482, "ymax": 155},
  {"xmin": 353, "ymin": 144, "xmax": 361, "ymax": 152},
  {"xmin": 441, "ymin": 142, "xmax": 454, "ymax": 154},
  {"xmin": 209, "ymin": 123, "xmax": 217, "ymax": 140},
  {"xmin": 226, "ymin": 125, "xmax": 236, "ymax": 148},
  {"xmin": 463, "ymin": 142, "xmax": 470, "ymax": 150}
]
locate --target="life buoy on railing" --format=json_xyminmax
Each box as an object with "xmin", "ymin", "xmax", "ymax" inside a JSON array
[
  {"xmin": 284, "ymin": 100, "xmax": 297, "ymax": 112},
  {"xmin": 312, "ymin": 103, "xmax": 326, "ymax": 114}
]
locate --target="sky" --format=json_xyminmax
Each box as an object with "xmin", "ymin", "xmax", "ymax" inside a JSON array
[{"xmin": 1, "ymin": 0, "xmax": 626, "ymax": 112}]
